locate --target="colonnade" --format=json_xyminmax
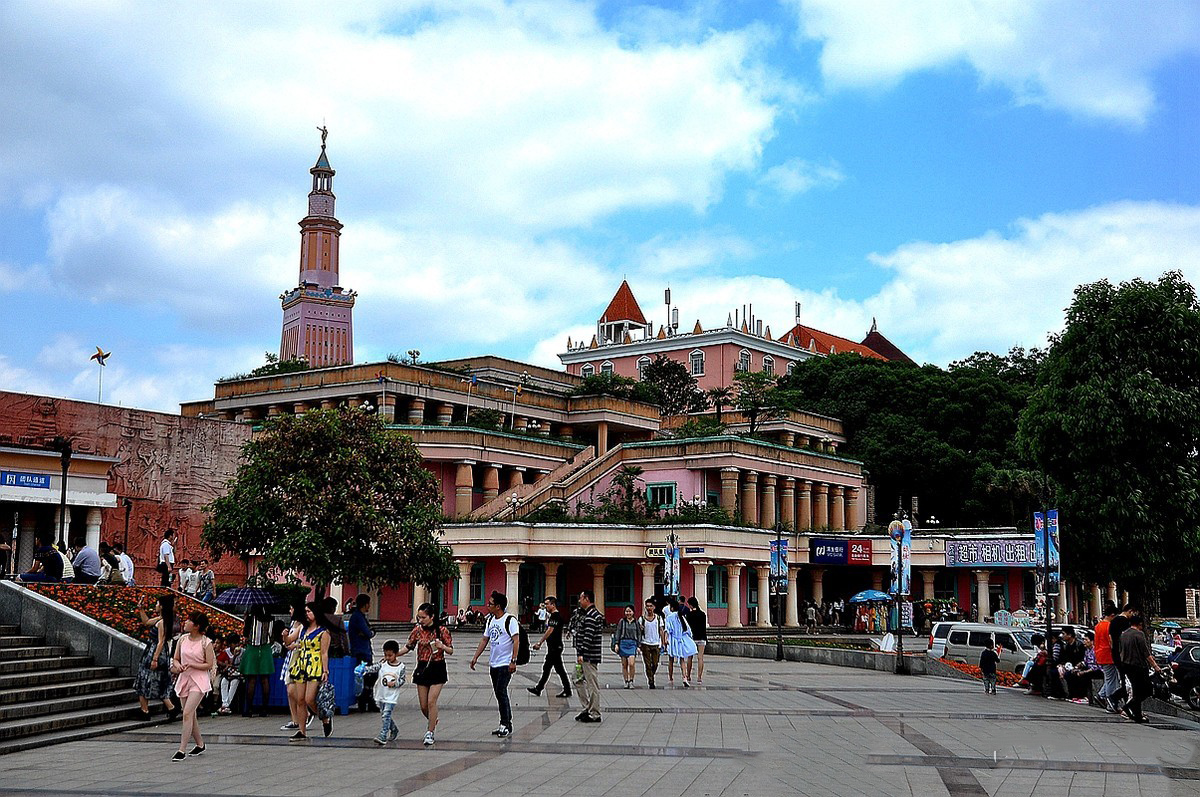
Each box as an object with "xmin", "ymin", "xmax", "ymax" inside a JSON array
[{"xmin": 719, "ymin": 468, "xmax": 859, "ymax": 531}]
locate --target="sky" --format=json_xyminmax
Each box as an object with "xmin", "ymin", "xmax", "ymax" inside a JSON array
[{"xmin": 1, "ymin": 0, "xmax": 1198, "ymax": 413}]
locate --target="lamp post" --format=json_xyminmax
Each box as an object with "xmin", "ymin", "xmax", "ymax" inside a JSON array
[
  {"xmin": 506, "ymin": 492, "xmax": 523, "ymax": 520},
  {"xmin": 52, "ymin": 437, "xmax": 71, "ymax": 551},
  {"xmin": 122, "ymin": 497, "xmax": 133, "ymax": 552}
]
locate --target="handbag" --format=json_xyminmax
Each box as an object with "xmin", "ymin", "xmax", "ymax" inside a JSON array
[{"xmin": 317, "ymin": 680, "xmax": 336, "ymax": 719}]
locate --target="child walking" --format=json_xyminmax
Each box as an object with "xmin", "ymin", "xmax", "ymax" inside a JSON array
[
  {"xmin": 980, "ymin": 639, "xmax": 999, "ymax": 695},
  {"xmin": 365, "ymin": 640, "xmax": 407, "ymax": 745}
]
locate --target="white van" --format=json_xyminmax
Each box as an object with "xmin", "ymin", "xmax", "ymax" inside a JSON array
[
  {"xmin": 942, "ymin": 623, "xmax": 1036, "ymax": 675},
  {"xmin": 928, "ymin": 622, "xmax": 956, "ymax": 658}
]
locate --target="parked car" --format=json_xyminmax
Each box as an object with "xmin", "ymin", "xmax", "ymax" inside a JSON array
[
  {"xmin": 1167, "ymin": 642, "xmax": 1200, "ymax": 710},
  {"xmin": 1179, "ymin": 629, "xmax": 1200, "ymax": 644},
  {"xmin": 942, "ymin": 623, "xmax": 1036, "ymax": 675},
  {"xmin": 928, "ymin": 622, "xmax": 956, "ymax": 659}
]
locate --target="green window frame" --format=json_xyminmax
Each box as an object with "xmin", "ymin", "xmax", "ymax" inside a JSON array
[
  {"xmin": 707, "ymin": 565, "xmax": 728, "ymax": 608},
  {"xmin": 604, "ymin": 564, "xmax": 633, "ymax": 607},
  {"xmin": 647, "ymin": 482, "xmax": 677, "ymax": 510},
  {"xmin": 469, "ymin": 563, "xmax": 485, "ymax": 604}
]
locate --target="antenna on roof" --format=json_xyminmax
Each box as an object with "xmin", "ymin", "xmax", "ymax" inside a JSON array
[
  {"xmin": 795, "ymin": 301, "xmax": 802, "ymax": 326},
  {"xmin": 671, "ymin": 307, "xmax": 679, "ymax": 334},
  {"xmin": 664, "ymin": 287, "xmax": 671, "ymax": 336}
]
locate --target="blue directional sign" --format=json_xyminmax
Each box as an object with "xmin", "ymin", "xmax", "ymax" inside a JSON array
[{"xmin": 0, "ymin": 471, "xmax": 52, "ymax": 489}]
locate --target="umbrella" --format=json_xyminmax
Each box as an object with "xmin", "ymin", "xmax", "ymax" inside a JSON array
[
  {"xmin": 1161, "ymin": 621, "xmax": 1182, "ymax": 629},
  {"xmin": 849, "ymin": 589, "xmax": 892, "ymax": 603},
  {"xmin": 213, "ymin": 586, "xmax": 278, "ymax": 608}
]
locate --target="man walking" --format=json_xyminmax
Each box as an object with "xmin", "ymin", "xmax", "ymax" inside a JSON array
[
  {"xmin": 528, "ymin": 596, "xmax": 571, "ymax": 698},
  {"xmin": 574, "ymin": 590, "xmax": 604, "ymax": 723},
  {"xmin": 1093, "ymin": 603, "xmax": 1121, "ymax": 712},
  {"xmin": 1119, "ymin": 614, "xmax": 1163, "ymax": 723},
  {"xmin": 1107, "ymin": 603, "xmax": 1136, "ymax": 710},
  {"xmin": 157, "ymin": 529, "xmax": 175, "ymax": 587},
  {"xmin": 470, "ymin": 591, "xmax": 519, "ymax": 738},
  {"xmin": 638, "ymin": 599, "xmax": 666, "ymax": 689}
]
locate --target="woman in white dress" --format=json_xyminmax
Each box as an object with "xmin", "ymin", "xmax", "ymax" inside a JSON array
[{"xmin": 663, "ymin": 596, "xmax": 697, "ymax": 687}]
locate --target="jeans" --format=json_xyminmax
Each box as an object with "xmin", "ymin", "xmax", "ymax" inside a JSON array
[
  {"xmin": 377, "ymin": 701, "xmax": 398, "ymax": 740},
  {"xmin": 200, "ymin": 590, "xmax": 213, "ymax": 603},
  {"xmin": 578, "ymin": 661, "xmax": 601, "ymax": 718},
  {"xmin": 489, "ymin": 667, "xmax": 513, "ymax": 729},
  {"xmin": 534, "ymin": 646, "xmax": 570, "ymax": 694},
  {"xmin": 220, "ymin": 677, "xmax": 239, "ymax": 709}
]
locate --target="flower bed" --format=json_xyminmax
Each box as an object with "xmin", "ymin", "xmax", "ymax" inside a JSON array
[
  {"xmin": 940, "ymin": 658, "xmax": 1024, "ymax": 687},
  {"xmin": 25, "ymin": 584, "xmax": 242, "ymax": 642},
  {"xmin": 749, "ymin": 637, "xmax": 874, "ymax": 651}
]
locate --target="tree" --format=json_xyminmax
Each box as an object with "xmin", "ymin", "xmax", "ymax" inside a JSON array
[
  {"xmin": 733, "ymin": 371, "xmax": 789, "ymax": 435},
  {"xmin": 570, "ymin": 373, "xmax": 636, "ymax": 398},
  {"xmin": 705, "ymin": 386, "xmax": 733, "ymax": 423},
  {"xmin": 465, "ymin": 408, "xmax": 505, "ymax": 431},
  {"xmin": 634, "ymin": 355, "xmax": 707, "ymax": 422},
  {"xmin": 202, "ymin": 408, "xmax": 456, "ymax": 589},
  {"xmin": 1019, "ymin": 272, "xmax": 1200, "ymax": 599}
]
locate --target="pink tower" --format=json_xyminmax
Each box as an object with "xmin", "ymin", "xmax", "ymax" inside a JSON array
[{"xmin": 279, "ymin": 128, "xmax": 356, "ymax": 367}]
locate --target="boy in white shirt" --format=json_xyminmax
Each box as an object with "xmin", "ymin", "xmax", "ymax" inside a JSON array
[
  {"xmin": 469, "ymin": 591, "xmax": 519, "ymax": 738},
  {"xmin": 366, "ymin": 640, "xmax": 407, "ymax": 745},
  {"xmin": 638, "ymin": 599, "xmax": 666, "ymax": 689}
]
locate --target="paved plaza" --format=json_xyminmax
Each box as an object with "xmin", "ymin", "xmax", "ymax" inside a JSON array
[{"xmin": 0, "ymin": 649, "xmax": 1197, "ymax": 797}]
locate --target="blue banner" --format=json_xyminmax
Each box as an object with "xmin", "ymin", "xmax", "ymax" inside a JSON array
[
  {"xmin": 1034, "ymin": 510, "xmax": 1061, "ymax": 595},
  {"xmin": 770, "ymin": 539, "xmax": 788, "ymax": 594},
  {"xmin": 0, "ymin": 471, "xmax": 51, "ymax": 489},
  {"xmin": 888, "ymin": 519, "xmax": 912, "ymax": 596}
]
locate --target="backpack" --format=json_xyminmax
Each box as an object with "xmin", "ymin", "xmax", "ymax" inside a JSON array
[{"xmin": 507, "ymin": 615, "xmax": 530, "ymax": 666}]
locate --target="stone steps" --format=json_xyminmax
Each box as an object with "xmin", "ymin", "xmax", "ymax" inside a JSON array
[
  {"xmin": 0, "ymin": 645, "xmax": 69, "ymax": 661},
  {"xmin": 0, "ymin": 665, "xmax": 116, "ymax": 690},
  {"xmin": 0, "ymin": 656, "xmax": 93, "ymax": 675},
  {"xmin": 0, "ymin": 703, "xmax": 147, "ymax": 742},
  {"xmin": 0, "ymin": 716, "xmax": 158, "ymax": 756},
  {"xmin": 0, "ymin": 689, "xmax": 138, "ymax": 722},
  {"xmin": 0, "ymin": 636, "xmax": 43, "ymax": 649},
  {"xmin": 0, "ymin": 677, "xmax": 133, "ymax": 706}
]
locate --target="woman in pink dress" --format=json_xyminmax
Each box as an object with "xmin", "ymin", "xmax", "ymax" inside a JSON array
[{"xmin": 170, "ymin": 611, "xmax": 215, "ymax": 762}]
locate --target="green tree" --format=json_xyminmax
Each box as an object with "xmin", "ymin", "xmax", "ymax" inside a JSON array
[
  {"xmin": 202, "ymin": 408, "xmax": 456, "ymax": 589},
  {"xmin": 465, "ymin": 408, "xmax": 505, "ymax": 431},
  {"xmin": 733, "ymin": 371, "xmax": 789, "ymax": 435},
  {"xmin": 705, "ymin": 386, "xmax": 733, "ymax": 423},
  {"xmin": 570, "ymin": 373, "xmax": 636, "ymax": 398},
  {"xmin": 1019, "ymin": 272, "xmax": 1200, "ymax": 598},
  {"xmin": 632, "ymin": 355, "xmax": 707, "ymax": 422}
]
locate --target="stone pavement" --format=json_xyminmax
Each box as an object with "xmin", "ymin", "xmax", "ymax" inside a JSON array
[{"xmin": 0, "ymin": 648, "xmax": 1197, "ymax": 797}]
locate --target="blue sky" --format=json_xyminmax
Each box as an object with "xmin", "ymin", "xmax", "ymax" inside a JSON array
[{"xmin": 1, "ymin": 0, "xmax": 1198, "ymax": 412}]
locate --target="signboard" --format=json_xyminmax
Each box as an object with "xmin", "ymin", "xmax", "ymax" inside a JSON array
[
  {"xmin": 848, "ymin": 539, "xmax": 872, "ymax": 565},
  {"xmin": 684, "ymin": 547, "xmax": 705, "ymax": 555},
  {"xmin": 1034, "ymin": 510, "xmax": 1061, "ymax": 595},
  {"xmin": 646, "ymin": 547, "xmax": 665, "ymax": 558},
  {"xmin": 0, "ymin": 471, "xmax": 51, "ymax": 489},
  {"xmin": 993, "ymin": 609, "xmax": 1013, "ymax": 626},
  {"xmin": 769, "ymin": 539, "xmax": 788, "ymax": 595},
  {"xmin": 888, "ymin": 519, "xmax": 912, "ymax": 596},
  {"xmin": 811, "ymin": 538, "xmax": 872, "ymax": 565},
  {"xmin": 945, "ymin": 538, "xmax": 1038, "ymax": 567}
]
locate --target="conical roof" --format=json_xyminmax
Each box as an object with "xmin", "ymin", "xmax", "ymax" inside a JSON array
[{"xmin": 599, "ymin": 280, "xmax": 647, "ymax": 325}]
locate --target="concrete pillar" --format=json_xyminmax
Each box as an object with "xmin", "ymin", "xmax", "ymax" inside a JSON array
[
  {"xmin": 378, "ymin": 394, "xmax": 397, "ymax": 424},
  {"xmin": 319, "ymin": 399, "xmax": 336, "ymax": 410},
  {"xmin": 53, "ymin": 507, "xmax": 73, "ymax": 549},
  {"xmin": 975, "ymin": 570, "xmax": 991, "ymax": 620},
  {"xmin": 346, "ymin": 397, "xmax": 362, "ymax": 409},
  {"xmin": 786, "ymin": 567, "xmax": 801, "ymax": 627},
  {"xmin": 456, "ymin": 560, "xmax": 473, "ymax": 611},
  {"xmin": 1107, "ymin": 581, "xmax": 1118, "ymax": 606},
  {"xmin": 1057, "ymin": 582, "xmax": 1069, "ymax": 622},
  {"xmin": 292, "ymin": 401, "xmax": 311, "ymax": 414},
  {"xmin": 1121, "ymin": 590, "xmax": 1130, "ymax": 609},
  {"xmin": 544, "ymin": 561, "xmax": 561, "ymax": 601},
  {"xmin": 760, "ymin": 474, "xmax": 777, "ymax": 530},
  {"xmin": 436, "ymin": 403, "xmax": 454, "ymax": 426},
  {"xmin": 482, "ymin": 465, "xmax": 501, "ymax": 503},
  {"xmin": 846, "ymin": 488, "xmax": 860, "ymax": 531},
  {"xmin": 406, "ymin": 398, "xmax": 425, "ymax": 425},
  {"xmin": 781, "ymin": 431, "xmax": 795, "ymax": 447},
  {"xmin": 726, "ymin": 563, "xmax": 743, "ymax": 628},
  {"xmin": 596, "ymin": 421, "xmax": 609, "ymax": 455},
  {"xmin": 813, "ymin": 483, "xmax": 829, "ymax": 529},
  {"xmin": 797, "ymin": 435, "xmax": 811, "ymax": 448},
  {"xmin": 871, "ymin": 570, "xmax": 884, "ymax": 591},
  {"xmin": 505, "ymin": 468, "xmax": 524, "ymax": 492},
  {"xmin": 84, "ymin": 507, "xmax": 102, "ymax": 550},
  {"xmin": 17, "ymin": 509, "xmax": 37, "ymax": 573},
  {"xmin": 591, "ymin": 562, "xmax": 606, "ymax": 614},
  {"xmin": 266, "ymin": 405, "xmax": 282, "ymax": 417},
  {"xmin": 536, "ymin": 422, "xmax": 551, "ymax": 437},
  {"xmin": 796, "ymin": 480, "xmax": 812, "ymax": 531},
  {"xmin": 454, "ymin": 461, "xmax": 475, "ymax": 518},
  {"xmin": 412, "ymin": 583, "xmax": 429, "ymax": 620},
  {"xmin": 719, "ymin": 468, "xmax": 740, "ymax": 514},
  {"xmin": 756, "ymin": 567, "xmax": 772, "ymax": 628},
  {"xmin": 639, "ymin": 561, "xmax": 657, "ymax": 605},
  {"xmin": 1091, "ymin": 583, "xmax": 1104, "ymax": 621},
  {"xmin": 780, "ymin": 478, "xmax": 795, "ymax": 529},
  {"xmin": 692, "ymin": 561, "xmax": 711, "ymax": 612},
  {"xmin": 811, "ymin": 567, "xmax": 825, "ymax": 606},
  {"xmin": 921, "ymin": 569, "xmax": 937, "ymax": 600},
  {"xmin": 829, "ymin": 486, "xmax": 844, "ymax": 530},
  {"xmin": 513, "ymin": 416, "xmax": 529, "ymax": 433},
  {"xmin": 502, "ymin": 559, "xmax": 523, "ymax": 606},
  {"xmin": 740, "ymin": 471, "xmax": 759, "ymax": 526}
]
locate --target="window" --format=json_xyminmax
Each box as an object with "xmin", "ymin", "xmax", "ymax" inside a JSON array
[
  {"xmin": 786, "ymin": 361, "xmax": 796, "ymax": 376},
  {"xmin": 690, "ymin": 349, "xmax": 705, "ymax": 376},
  {"xmin": 762, "ymin": 356, "xmax": 774, "ymax": 375},
  {"xmin": 934, "ymin": 570, "xmax": 957, "ymax": 601},
  {"xmin": 737, "ymin": 350, "xmax": 751, "ymax": 372},
  {"xmin": 600, "ymin": 361, "xmax": 614, "ymax": 375},
  {"xmin": 967, "ymin": 631, "xmax": 994, "ymax": 648},
  {"xmin": 581, "ymin": 364, "xmax": 595, "ymax": 377},
  {"xmin": 948, "ymin": 630, "xmax": 968, "ymax": 645},
  {"xmin": 707, "ymin": 565, "xmax": 728, "ymax": 607},
  {"xmin": 647, "ymin": 482, "xmax": 677, "ymax": 510},
  {"xmin": 604, "ymin": 564, "xmax": 633, "ymax": 606},
  {"xmin": 637, "ymin": 356, "xmax": 650, "ymax": 381},
  {"xmin": 469, "ymin": 563, "xmax": 485, "ymax": 604},
  {"xmin": 747, "ymin": 568, "xmax": 759, "ymax": 606}
]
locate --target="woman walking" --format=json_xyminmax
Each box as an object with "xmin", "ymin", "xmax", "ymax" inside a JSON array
[
  {"xmin": 686, "ymin": 596, "xmax": 708, "ymax": 684},
  {"xmin": 134, "ymin": 594, "xmax": 178, "ymax": 721},
  {"xmin": 611, "ymin": 605, "xmax": 642, "ymax": 688},
  {"xmin": 286, "ymin": 601, "xmax": 333, "ymax": 740},
  {"xmin": 663, "ymin": 596, "xmax": 697, "ymax": 687},
  {"xmin": 400, "ymin": 602, "xmax": 454, "ymax": 746},
  {"xmin": 170, "ymin": 611, "xmax": 215, "ymax": 761}
]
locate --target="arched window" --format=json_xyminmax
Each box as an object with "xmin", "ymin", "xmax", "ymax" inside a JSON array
[
  {"xmin": 600, "ymin": 361, "xmax": 614, "ymax": 375},
  {"xmin": 737, "ymin": 350, "xmax": 751, "ymax": 372},
  {"xmin": 762, "ymin": 356, "xmax": 774, "ymax": 375},
  {"xmin": 707, "ymin": 565, "xmax": 728, "ymax": 607},
  {"xmin": 581, "ymin": 364, "xmax": 595, "ymax": 377},
  {"xmin": 637, "ymin": 356, "xmax": 651, "ymax": 380},
  {"xmin": 786, "ymin": 361, "xmax": 796, "ymax": 376},
  {"xmin": 689, "ymin": 349, "xmax": 705, "ymax": 376}
]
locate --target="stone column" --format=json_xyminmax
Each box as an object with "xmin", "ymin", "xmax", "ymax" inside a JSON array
[
  {"xmin": 319, "ymin": 399, "xmax": 336, "ymax": 410},
  {"xmin": 786, "ymin": 567, "xmax": 801, "ymax": 627},
  {"xmin": 975, "ymin": 570, "xmax": 991, "ymax": 620},
  {"xmin": 456, "ymin": 560, "xmax": 474, "ymax": 611},
  {"xmin": 829, "ymin": 486, "xmax": 844, "ymax": 530},
  {"xmin": 813, "ymin": 483, "xmax": 829, "ymax": 529},
  {"xmin": 1106, "ymin": 581, "xmax": 1118, "ymax": 606},
  {"xmin": 719, "ymin": 468, "xmax": 740, "ymax": 514},
  {"xmin": 558, "ymin": 424, "xmax": 574, "ymax": 439},
  {"xmin": 740, "ymin": 471, "xmax": 759, "ymax": 526},
  {"xmin": 413, "ymin": 583, "xmax": 429, "ymax": 619},
  {"xmin": 845, "ymin": 488, "xmax": 860, "ymax": 531},
  {"xmin": 544, "ymin": 561, "xmax": 561, "ymax": 601},
  {"xmin": 346, "ymin": 397, "xmax": 362, "ymax": 409},
  {"xmin": 921, "ymin": 569, "xmax": 937, "ymax": 600},
  {"xmin": 760, "ymin": 474, "xmax": 777, "ymax": 530},
  {"xmin": 84, "ymin": 507, "xmax": 102, "ymax": 550},
  {"xmin": 17, "ymin": 509, "xmax": 37, "ymax": 573},
  {"xmin": 454, "ymin": 461, "xmax": 475, "ymax": 518},
  {"xmin": 377, "ymin": 395, "xmax": 396, "ymax": 423},
  {"xmin": 811, "ymin": 567, "xmax": 825, "ymax": 606},
  {"xmin": 406, "ymin": 398, "xmax": 424, "ymax": 425},
  {"xmin": 436, "ymin": 403, "xmax": 454, "ymax": 426},
  {"xmin": 266, "ymin": 404, "xmax": 282, "ymax": 417},
  {"xmin": 1091, "ymin": 583, "xmax": 1103, "ymax": 621},
  {"xmin": 482, "ymin": 465, "xmax": 501, "ymax": 503},
  {"xmin": 796, "ymin": 480, "xmax": 812, "ymax": 531},
  {"xmin": 779, "ymin": 478, "xmax": 795, "ymax": 529},
  {"xmin": 505, "ymin": 468, "xmax": 525, "ymax": 493},
  {"xmin": 591, "ymin": 562, "xmax": 607, "ymax": 614},
  {"xmin": 692, "ymin": 561, "xmax": 711, "ymax": 612},
  {"xmin": 596, "ymin": 421, "xmax": 609, "ymax": 455},
  {"xmin": 639, "ymin": 561, "xmax": 657, "ymax": 605},
  {"xmin": 726, "ymin": 563, "xmax": 744, "ymax": 628},
  {"xmin": 502, "ymin": 559, "xmax": 523, "ymax": 606},
  {"xmin": 513, "ymin": 416, "xmax": 528, "ymax": 433},
  {"xmin": 781, "ymin": 431, "xmax": 795, "ymax": 447},
  {"xmin": 292, "ymin": 401, "xmax": 311, "ymax": 414},
  {"xmin": 1057, "ymin": 582, "xmax": 1069, "ymax": 622},
  {"xmin": 756, "ymin": 567, "xmax": 772, "ymax": 628},
  {"xmin": 53, "ymin": 507, "xmax": 73, "ymax": 549}
]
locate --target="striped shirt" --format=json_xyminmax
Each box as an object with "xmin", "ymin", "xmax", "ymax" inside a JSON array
[{"xmin": 574, "ymin": 606, "xmax": 604, "ymax": 664}]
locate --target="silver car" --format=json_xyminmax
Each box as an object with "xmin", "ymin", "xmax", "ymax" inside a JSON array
[{"xmin": 943, "ymin": 623, "xmax": 1036, "ymax": 675}]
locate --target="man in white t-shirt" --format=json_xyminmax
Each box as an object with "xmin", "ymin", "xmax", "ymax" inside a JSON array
[
  {"xmin": 113, "ymin": 543, "xmax": 135, "ymax": 586},
  {"xmin": 178, "ymin": 560, "xmax": 195, "ymax": 595},
  {"xmin": 158, "ymin": 530, "xmax": 176, "ymax": 586},
  {"xmin": 470, "ymin": 590, "xmax": 519, "ymax": 738},
  {"xmin": 638, "ymin": 599, "xmax": 666, "ymax": 689}
]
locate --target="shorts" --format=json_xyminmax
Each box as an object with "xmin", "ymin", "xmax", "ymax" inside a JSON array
[
  {"xmin": 413, "ymin": 659, "xmax": 448, "ymax": 686},
  {"xmin": 694, "ymin": 640, "xmax": 706, "ymax": 648}
]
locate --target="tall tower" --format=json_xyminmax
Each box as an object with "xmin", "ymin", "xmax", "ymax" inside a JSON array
[{"xmin": 279, "ymin": 128, "xmax": 356, "ymax": 367}]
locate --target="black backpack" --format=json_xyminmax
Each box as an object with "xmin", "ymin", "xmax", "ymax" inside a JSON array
[{"xmin": 507, "ymin": 616, "xmax": 530, "ymax": 666}]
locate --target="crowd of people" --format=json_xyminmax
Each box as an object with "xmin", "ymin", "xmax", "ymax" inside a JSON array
[{"xmin": 16, "ymin": 532, "xmax": 134, "ymax": 586}]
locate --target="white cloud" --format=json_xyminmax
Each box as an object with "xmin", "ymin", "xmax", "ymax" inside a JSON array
[
  {"xmin": 756, "ymin": 157, "xmax": 844, "ymax": 199},
  {"xmin": 789, "ymin": 0, "xmax": 1200, "ymax": 124},
  {"xmin": 634, "ymin": 232, "xmax": 757, "ymax": 275}
]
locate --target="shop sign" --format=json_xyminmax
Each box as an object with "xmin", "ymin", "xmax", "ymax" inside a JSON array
[
  {"xmin": 945, "ymin": 538, "xmax": 1037, "ymax": 567},
  {"xmin": 810, "ymin": 538, "xmax": 872, "ymax": 565},
  {"xmin": 646, "ymin": 547, "xmax": 665, "ymax": 558},
  {"xmin": 0, "ymin": 471, "xmax": 51, "ymax": 489},
  {"xmin": 847, "ymin": 539, "xmax": 872, "ymax": 565}
]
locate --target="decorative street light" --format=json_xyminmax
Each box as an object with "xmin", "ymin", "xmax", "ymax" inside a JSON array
[
  {"xmin": 52, "ymin": 436, "xmax": 72, "ymax": 551},
  {"xmin": 506, "ymin": 492, "xmax": 523, "ymax": 520},
  {"xmin": 123, "ymin": 497, "xmax": 133, "ymax": 552}
]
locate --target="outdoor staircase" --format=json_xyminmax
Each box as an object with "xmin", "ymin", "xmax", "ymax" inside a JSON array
[{"xmin": 0, "ymin": 623, "xmax": 154, "ymax": 754}]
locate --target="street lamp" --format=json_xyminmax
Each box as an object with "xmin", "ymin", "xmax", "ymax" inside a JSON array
[
  {"xmin": 406, "ymin": 349, "xmax": 421, "ymax": 364},
  {"xmin": 506, "ymin": 493, "xmax": 522, "ymax": 520},
  {"xmin": 123, "ymin": 497, "xmax": 133, "ymax": 552},
  {"xmin": 52, "ymin": 436, "xmax": 72, "ymax": 551}
]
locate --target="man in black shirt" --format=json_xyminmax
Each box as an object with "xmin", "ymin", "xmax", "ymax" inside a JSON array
[
  {"xmin": 1119, "ymin": 614, "xmax": 1164, "ymax": 723},
  {"xmin": 1107, "ymin": 604, "xmax": 1136, "ymax": 708},
  {"xmin": 686, "ymin": 596, "xmax": 708, "ymax": 684},
  {"xmin": 527, "ymin": 596, "xmax": 571, "ymax": 698}
]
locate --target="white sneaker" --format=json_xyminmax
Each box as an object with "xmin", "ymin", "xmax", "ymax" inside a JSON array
[
  {"xmin": 280, "ymin": 717, "xmax": 313, "ymax": 730},
  {"xmin": 423, "ymin": 731, "xmax": 435, "ymax": 746}
]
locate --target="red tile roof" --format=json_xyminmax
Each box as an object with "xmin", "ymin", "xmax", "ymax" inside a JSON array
[
  {"xmin": 599, "ymin": 280, "xmax": 647, "ymax": 325},
  {"xmin": 861, "ymin": 323, "xmax": 914, "ymax": 363},
  {"xmin": 782, "ymin": 323, "xmax": 886, "ymax": 360}
]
